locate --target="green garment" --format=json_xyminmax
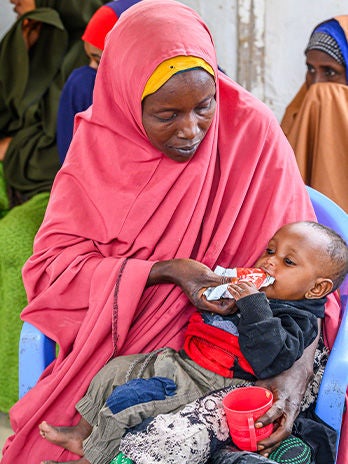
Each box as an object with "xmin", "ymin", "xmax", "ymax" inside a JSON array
[
  {"xmin": 0, "ymin": 173, "xmax": 49, "ymax": 412},
  {"xmin": 0, "ymin": 0, "xmax": 107, "ymax": 201},
  {"xmin": 0, "ymin": 0, "xmax": 108, "ymax": 413},
  {"xmin": 110, "ymin": 453, "xmax": 134, "ymax": 464}
]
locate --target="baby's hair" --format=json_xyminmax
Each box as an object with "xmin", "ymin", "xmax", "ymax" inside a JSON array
[{"xmin": 303, "ymin": 221, "xmax": 348, "ymax": 291}]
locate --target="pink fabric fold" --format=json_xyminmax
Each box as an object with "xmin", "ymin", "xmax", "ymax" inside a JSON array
[{"xmin": 2, "ymin": 1, "xmax": 341, "ymax": 462}]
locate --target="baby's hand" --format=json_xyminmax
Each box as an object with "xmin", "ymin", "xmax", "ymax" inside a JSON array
[{"xmin": 227, "ymin": 281, "xmax": 259, "ymax": 301}]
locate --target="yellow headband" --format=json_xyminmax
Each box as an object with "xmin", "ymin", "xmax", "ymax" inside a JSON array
[{"xmin": 141, "ymin": 56, "xmax": 215, "ymax": 100}]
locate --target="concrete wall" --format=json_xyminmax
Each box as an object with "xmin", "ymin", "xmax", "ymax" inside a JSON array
[
  {"xmin": 182, "ymin": 0, "xmax": 347, "ymax": 120},
  {"xmin": 264, "ymin": 1, "xmax": 347, "ymax": 120},
  {"xmin": 0, "ymin": 0, "xmax": 16, "ymax": 40},
  {"xmin": 0, "ymin": 0, "xmax": 347, "ymax": 120}
]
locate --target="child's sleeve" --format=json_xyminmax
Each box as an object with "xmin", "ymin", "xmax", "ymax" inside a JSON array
[{"xmin": 236, "ymin": 293, "xmax": 319, "ymax": 379}]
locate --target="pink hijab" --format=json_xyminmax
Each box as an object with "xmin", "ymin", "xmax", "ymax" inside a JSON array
[{"xmin": 2, "ymin": 1, "xmax": 340, "ymax": 462}]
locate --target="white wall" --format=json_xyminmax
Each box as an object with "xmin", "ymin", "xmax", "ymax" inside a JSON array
[
  {"xmin": 182, "ymin": 0, "xmax": 238, "ymax": 80},
  {"xmin": 264, "ymin": 1, "xmax": 347, "ymax": 120},
  {"xmin": 0, "ymin": 0, "xmax": 347, "ymax": 121},
  {"xmin": 0, "ymin": 0, "xmax": 16, "ymax": 40},
  {"xmin": 182, "ymin": 0, "xmax": 347, "ymax": 121}
]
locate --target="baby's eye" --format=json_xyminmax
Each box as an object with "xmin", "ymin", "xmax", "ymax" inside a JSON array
[
  {"xmin": 284, "ymin": 257, "xmax": 296, "ymax": 266},
  {"xmin": 266, "ymin": 248, "xmax": 274, "ymax": 255}
]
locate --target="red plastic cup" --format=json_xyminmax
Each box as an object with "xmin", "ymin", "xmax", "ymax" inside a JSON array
[{"xmin": 222, "ymin": 386, "xmax": 273, "ymax": 451}]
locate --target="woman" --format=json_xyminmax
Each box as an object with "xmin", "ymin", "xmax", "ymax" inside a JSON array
[
  {"xmin": 0, "ymin": 0, "xmax": 107, "ymax": 412},
  {"xmin": 281, "ymin": 16, "xmax": 348, "ymax": 212},
  {"xmin": 1, "ymin": 1, "xmax": 340, "ymax": 463}
]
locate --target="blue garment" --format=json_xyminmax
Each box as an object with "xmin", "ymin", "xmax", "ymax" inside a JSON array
[
  {"xmin": 57, "ymin": 65, "xmax": 97, "ymax": 164},
  {"xmin": 108, "ymin": 0, "xmax": 142, "ymax": 17},
  {"xmin": 106, "ymin": 377, "xmax": 177, "ymax": 414},
  {"xmin": 315, "ymin": 19, "xmax": 348, "ymax": 80}
]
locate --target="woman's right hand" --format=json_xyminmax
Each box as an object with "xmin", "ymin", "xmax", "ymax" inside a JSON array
[
  {"xmin": 147, "ymin": 259, "xmax": 237, "ymax": 315},
  {"xmin": 254, "ymin": 329, "xmax": 319, "ymax": 457}
]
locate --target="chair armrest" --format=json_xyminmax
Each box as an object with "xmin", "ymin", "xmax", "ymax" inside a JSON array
[{"xmin": 18, "ymin": 321, "xmax": 56, "ymax": 398}]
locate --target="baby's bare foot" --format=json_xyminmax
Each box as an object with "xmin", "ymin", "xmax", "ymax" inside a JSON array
[{"xmin": 39, "ymin": 421, "xmax": 86, "ymax": 456}]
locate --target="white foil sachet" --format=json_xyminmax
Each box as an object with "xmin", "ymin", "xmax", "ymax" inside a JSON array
[{"xmin": 204, "ymin": 266, "xmax": 275, "ymax": 301}]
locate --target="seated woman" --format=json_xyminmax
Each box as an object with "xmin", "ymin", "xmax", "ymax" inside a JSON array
[
  {"xmin": 281, "ymin": 15, "xmax": 348, "ymax": 212},
  {"xmin": 1, "ymin": 1, "xmax": 341, "ymax": 463},
  {"xmin": 39, "ymin": 221, "xmax": 347, "ymax": 464},
  {"xmin": 0, "ymin": 0, "xmax": 107, "ymax": 413}
]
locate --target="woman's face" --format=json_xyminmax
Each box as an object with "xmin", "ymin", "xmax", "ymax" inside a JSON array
[
  {"xmin": 305, "ymin": 49, "xmax": 347, "ymax": 87},
  {"xmin": 142, "ymin": 69, "xmax": 216, "ymax": 162},
  {"xmin": 9, "ymin": 0, "xmax": 35, "ymax": 17}
]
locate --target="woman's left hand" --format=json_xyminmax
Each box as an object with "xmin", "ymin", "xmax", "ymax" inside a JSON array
[{"xmin": 253, "ymin": 330, "xmax": 319, "ymax": 456}]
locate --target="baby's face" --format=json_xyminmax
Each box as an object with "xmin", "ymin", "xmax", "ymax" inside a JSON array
[{"xmin": 255, "ymin": 223, "xmax": 329, "ymax": 300}]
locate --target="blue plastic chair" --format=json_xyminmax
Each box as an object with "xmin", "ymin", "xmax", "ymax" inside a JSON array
[
  {"xmin": 18, "ymin": 186, "xmax": 348, "ymax": 461},
  {"xmin": 305, "ymin": 186, "xmax": 348, "ymax": 460},
  {"xmin": 19, "ymin": 322, "xmax": 55, "ymax": 398}
]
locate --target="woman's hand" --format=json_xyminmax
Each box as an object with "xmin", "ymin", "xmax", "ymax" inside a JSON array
[
  {"xmin": 254, "ymin": 328, "xmax": 320, "ymax": 457},
  {"xmin": 147, "ymin": 259, "xmax": 237, "ymax": 315},
  {"xmin": 21, "ymin": 18, "xmax": 42, "ymax": 50}
]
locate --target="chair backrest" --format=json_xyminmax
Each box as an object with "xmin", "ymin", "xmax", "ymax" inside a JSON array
[
  {"xmin": 19, "ymin": 323, "xmax": 55, "ymax": 398},
  {"xmin": 306, "ymin": 186, "xmax": 348, "ymax": 461},
  {"xmin": 306, "ymin": 186, "xmax": 348, "ymax": 311}
]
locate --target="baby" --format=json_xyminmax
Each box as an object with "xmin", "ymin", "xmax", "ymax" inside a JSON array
[
  {"xmin": 39, "ymin": 221, "xmax": 348, "ymax": 464},
  {"xmin": 186, "ymin": 219, "xmax": 346, "ymax": 380}
]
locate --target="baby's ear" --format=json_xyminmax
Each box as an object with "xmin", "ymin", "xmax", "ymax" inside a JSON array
[{"xmin": 305, "ymin": 278, "xmax": 334, "ymax": 299}]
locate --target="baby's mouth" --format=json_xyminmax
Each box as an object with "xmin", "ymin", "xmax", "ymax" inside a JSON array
[{"xmin": 260, "ymin": 266, "xmax": 274, "ymax": 279}]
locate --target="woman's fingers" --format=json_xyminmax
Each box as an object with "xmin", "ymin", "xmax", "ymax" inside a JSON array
[
  {"xmin": 198, "ymin": 296, "xmax": 237, "ymax": 314},
  {"xmin": 257, "ymin": 416, "xmax": 293, "ymax": 456}
]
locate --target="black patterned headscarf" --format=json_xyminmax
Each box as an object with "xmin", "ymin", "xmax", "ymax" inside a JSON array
[{"xmin": 305, "ymin": 18, "xmax": 348, "ymax": 80}]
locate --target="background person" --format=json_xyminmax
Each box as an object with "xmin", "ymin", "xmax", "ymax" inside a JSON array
[
  {"xmin": 1, "ymin": 1, "xmax": 341, "ymax": 462},
  {"xmin": 281, "ymin": 15, "xmax": 348, "ymax": 212},
  {"xmin": 57, "ymin": 0, "xmax": 142, "ymax": 164},
  {"xmin": 0, "ymin": 0, "xmax": 109, "ymax": 413}
]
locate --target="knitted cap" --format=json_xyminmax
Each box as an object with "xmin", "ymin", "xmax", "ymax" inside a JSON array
[
  {"xmin": 82, "ymin": 3, "xmax": 119, "ymax": 50},
  {"xmin": 82, "ymin": 1, "xmax": 142, "ymax": 50}
]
